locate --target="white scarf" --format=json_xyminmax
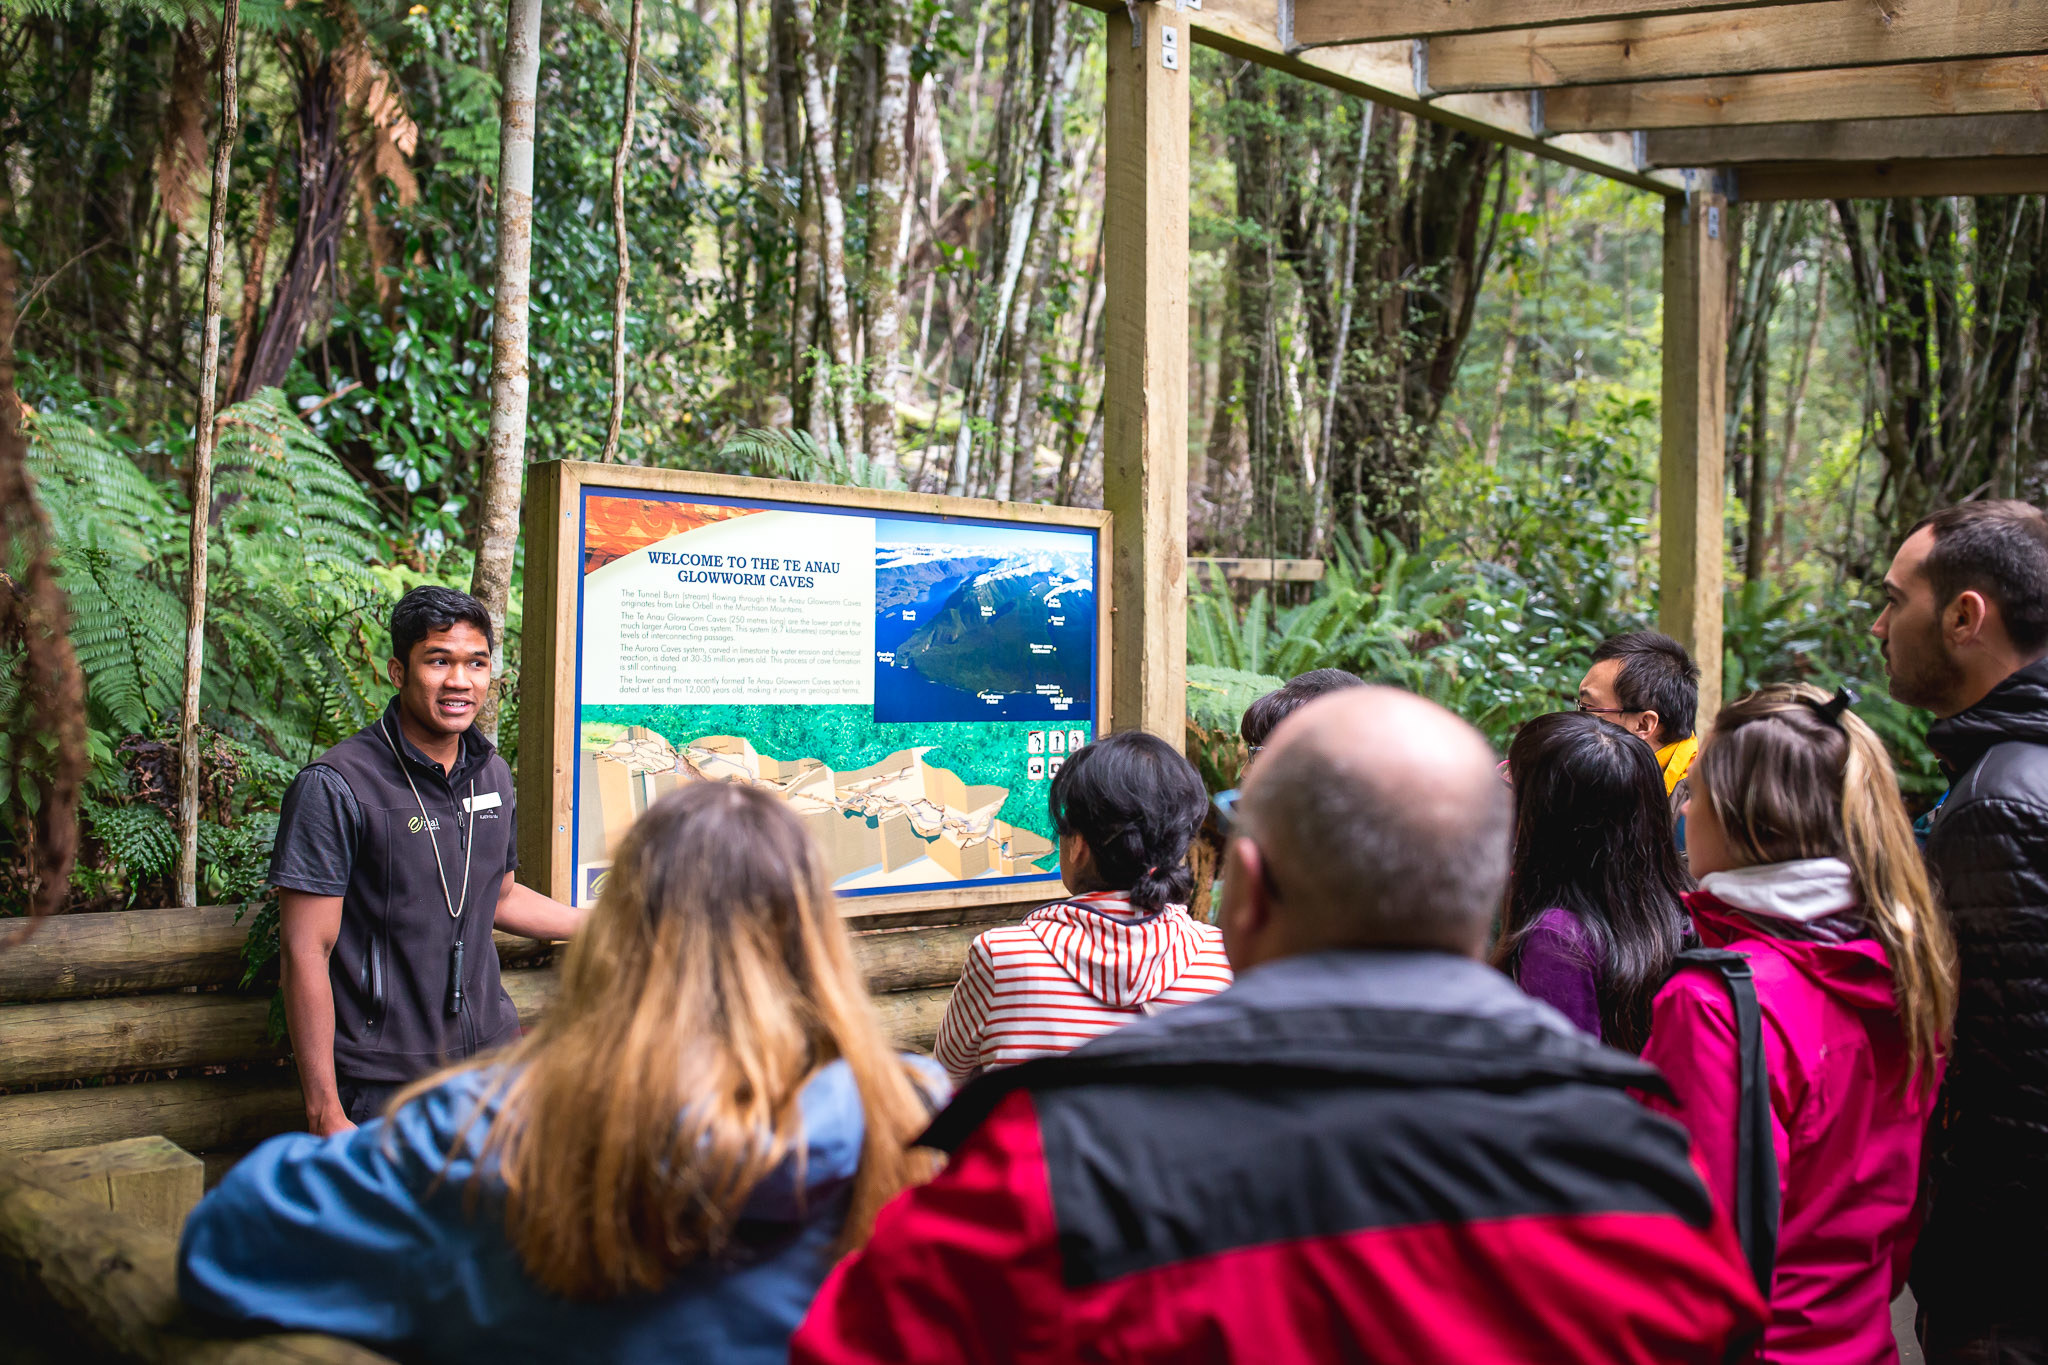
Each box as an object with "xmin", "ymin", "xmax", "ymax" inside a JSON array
[{"xmin": 1699, "ymin": 857, "xmax": 1857, "ymax": 925}]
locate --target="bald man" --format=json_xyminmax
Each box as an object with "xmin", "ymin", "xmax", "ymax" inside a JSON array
[{"xmin": 795, "ymin": 689, "xmax": 1765, "ymax": 1365}]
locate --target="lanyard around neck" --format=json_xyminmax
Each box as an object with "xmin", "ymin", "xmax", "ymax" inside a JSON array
[{"xmin": 382, "ymin": 716, "xmax": 475, "ymax": 922}]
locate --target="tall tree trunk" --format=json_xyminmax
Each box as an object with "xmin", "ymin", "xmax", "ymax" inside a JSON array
[
  {"xmin": 860, "ymin": 0, "xmax": 915, "ymax": 473},
  {"xmin": 601, "ymin": 0, "xmax": 645, "ymax": 464},
  {"xmin": 177, "ymin": 0, "xmax": 240, "ymax": 907},
  {"xmin": 1774, "ymin": 266, "xmax": 1827, "ymax": 572},
  {"xmin": 1745, "ymin": 321, "xmax": 1769, "ymax": 581},
  {"xmin": 469, "ymin": 0, "xmax": 543, "ymax": 745},
  {"xmin": 790, "ymin": 0, "xmax": 861, "ymax": 454},
  {"xmin": 224, "ymin": 163, "xmax": 280, "ymax": 402},
  {"xmin": 1000, "ymin": 7, "xmax": 1074, "ymax": 502},
  {"xmin": 1315, "ymin": 104, "xmax": 1374, "ymax": 543},
  {"xmin": 231, "ymin": 53, "xmax": 359, "ymax": 402},
  {"xmin": 0, "ymin": 190, "xmax": 90, "ymax": 925},
  {"xmin": 947, "ymin": 3, "xmax": 1055, "ymax": 496},
  {"xmin": 1836, "ymin": 196, "xmax": 2048, "ymax": 559}
]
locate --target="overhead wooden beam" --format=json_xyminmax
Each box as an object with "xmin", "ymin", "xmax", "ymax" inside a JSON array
[
  {"xmin": 1068, "ymin": 0, "xmax": 1683, "ymax": 195},
  {"xmin": 1540, "ymin": 55, "xmax": 2048, "ymax": 132},
  {"xmin": 1660, "ymin": 193, "xmax": 1729, "ymax": 737},
  {"xmin": 1286, "ymin": 0, "xmax": 1783, "ymax": 46},
  {"xmin": 1104, "ymin": 0, "xmax": 1191, "ymax": 742},
  {"xmin": 1643, "ymin": 112, "xmax": 2048, "ymax": 165},
  {"xmin": 1734, "ymin": 156, "xmax": 2048, "ymax": 200},
  {"xmin": 1423, "ymin": 0, "xmax": 2048, "ymax": 94}
]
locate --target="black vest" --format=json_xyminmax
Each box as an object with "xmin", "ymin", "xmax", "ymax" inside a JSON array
[{"xmin": 312, "ymin": 705, "xmax": 521, "ymax": 1083}]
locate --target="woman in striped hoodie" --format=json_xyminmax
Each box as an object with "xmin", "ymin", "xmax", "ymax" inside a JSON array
[{"xmin": 935, "ymin": 731, "xmax": 1232, "ymax": 1082}]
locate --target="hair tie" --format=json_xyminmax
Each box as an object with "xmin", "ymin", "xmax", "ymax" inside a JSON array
[
  {"xmin": 1802, "ymin": 685, "xmax": 1858, "ymax": 728},
  {"xmin": 1145, "ymin": 866, "xmax": 1158, "ymax": 876}
]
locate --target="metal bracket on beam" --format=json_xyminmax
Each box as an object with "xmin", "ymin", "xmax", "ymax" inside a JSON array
[
  {"xmin": 1412, "ymin": 40, "xmax": 1434, "ymax": 100},
  {"xmin": 1529, "ymin": 89, "xmax": 1549, "ymax": 139},
  {"xmin": 1279, "ymin": 0, "xmax": 1296, "ymax": 53},
  {"xmin": 1680, "ymin": 167, "xmax": 1740, "ymax": 220},
  {"xmin": 1632, "ymin": 131, "xmax": 1649, "ymax": 173},
  {"xmin": 1126, "ymin": 0, "xmax": 1143, "ymax": 47}
]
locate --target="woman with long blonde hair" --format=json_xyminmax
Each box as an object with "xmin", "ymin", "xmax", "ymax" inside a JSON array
[
  {"xmin": 179, "ymin": 781, "xmax": 941, "ymax": 1363},
  {"xmin": 1642, "ymin": 683, "xmax": 1957, "ymax": 1365}
]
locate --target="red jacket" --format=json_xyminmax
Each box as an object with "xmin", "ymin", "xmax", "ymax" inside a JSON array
[
  {"xmin": 1645, "ymin": 891, "xmax": 1939, "ymax": 1365},
  {"xmin": 795, "ymin": 950, "xmax": 1765, "ymax": 1364}
]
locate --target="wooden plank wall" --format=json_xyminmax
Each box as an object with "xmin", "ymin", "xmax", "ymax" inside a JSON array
[{"xmin": 0, "ymin": 904, "xmax": 1012, "ymax": 1170}]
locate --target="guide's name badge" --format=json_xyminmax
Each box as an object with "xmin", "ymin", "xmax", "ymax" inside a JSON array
[{"xmin": 463, "ymin": 791, "xmax": 503, "ymax": 814}]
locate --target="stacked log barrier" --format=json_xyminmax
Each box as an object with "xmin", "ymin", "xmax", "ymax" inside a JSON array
[
  {"xmin": 0, "ymin": 902, "xmax": 1020, "ymax": 1169},
  {"xmin": 0, "ymin": 1148, "xmax": 396, "ymax": 1363}
]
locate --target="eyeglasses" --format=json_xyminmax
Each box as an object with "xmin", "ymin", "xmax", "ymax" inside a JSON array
[{"xmin": 1576, "ymin": 702, "xmax": 1632, "ymax": 716}]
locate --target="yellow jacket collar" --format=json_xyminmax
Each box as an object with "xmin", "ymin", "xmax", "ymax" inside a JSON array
[{"xmin": 1655, "ymin": 735, "xmax": 1699, "ymax": 795}]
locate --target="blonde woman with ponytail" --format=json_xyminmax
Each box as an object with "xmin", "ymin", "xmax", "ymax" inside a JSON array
[
  {"xmin": 1643, "ymin": 683, "xmax": 1957, "ymax": 1365},
  {"xmin": 179, "ymin": 782, "xmax": 943, "ymax": 1365}
]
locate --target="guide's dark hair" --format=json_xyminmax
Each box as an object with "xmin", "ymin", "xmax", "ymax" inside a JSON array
[
  {"xmin": 1240, "ymin": 668, "xmax": 1366, "ymax": 747},
  {"xmin": 1591, "ymin": 631, "xmax": 1700, "ymax": 743},
  {"xmin": 390, "ymin": 585, "xmax": 494, "ymax": 665},
  {"xmin": 1494, "ymin": 711, "xmax": 1691, "ymax": 1054},
  {"xmin": 1910, "ymin": 499, "xmax": 2048, "ymax": 654},
  {"xmin": 1049, "ymin": 729, "xmax": 1209, "ymax": 912}
]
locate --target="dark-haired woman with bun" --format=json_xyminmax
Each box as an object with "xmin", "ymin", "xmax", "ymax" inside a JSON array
[{"xmin": 933, "ymin": 730, "xmax": 1231, "ymax": 1082}]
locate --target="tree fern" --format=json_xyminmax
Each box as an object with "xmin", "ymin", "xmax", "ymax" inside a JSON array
[
  {"xmin": 19, "ymin": 389, "xmax": 388, "ymax": 899},
  {"xmin": 720, "ymin": 427, "xmax": 906, "ymax": 491}
]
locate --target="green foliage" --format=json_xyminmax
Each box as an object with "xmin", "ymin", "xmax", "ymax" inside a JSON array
[
  {"xmin": 1184, "ymin": 664, "xmax": 1283, "ymax": 794},
  {"xmin": 719, "ymin": 428, "xmax": 907, "ymax": 491},
  {"xmin": 12, "ymin": 389, "xmax": 387, "ymax": 906},
  {"xmin": 1195, "ymin": 398, "xmax": 1941, "ymax": 798}
]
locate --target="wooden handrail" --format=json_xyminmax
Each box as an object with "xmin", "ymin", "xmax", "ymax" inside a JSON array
[
  {"xmin": 0, "ymin": 987, "xmax": 954, "ymax": 1156},
  {"xmin": 0, "ymin": 1149, "xmax": 396, "ymax": 1363},
  {"xmin": 0, "ymin": 905, "xmax": 1008, "ymax": 1003}
]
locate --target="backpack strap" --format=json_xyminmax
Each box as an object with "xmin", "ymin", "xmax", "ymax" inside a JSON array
[{"xmin": 1673, "ymin": 946, "xmax": 1779, "ymax": 1298}]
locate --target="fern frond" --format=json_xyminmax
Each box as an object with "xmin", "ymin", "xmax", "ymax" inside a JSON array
[{"xmin": 720, "ymin": 427, "xmax": 906, "ymax": 491}]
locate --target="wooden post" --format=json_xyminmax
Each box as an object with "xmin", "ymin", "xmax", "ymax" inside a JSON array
[
  {"xmin": 18, "ymin": 1137, "xmax": 204, "ymax": 1240},
  {"xmin": 1660, "ymin": 190, "xmax": 1729, "ymax": 735},
  {"xmin": 1103, "ymin": 0, "xmax": 1190, "ymax": 741}
]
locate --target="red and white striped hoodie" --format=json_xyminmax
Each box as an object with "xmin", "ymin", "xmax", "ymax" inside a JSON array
[{"xmin": 933, "ymin": 890, "xmax": 1234, "ymax": 1082}]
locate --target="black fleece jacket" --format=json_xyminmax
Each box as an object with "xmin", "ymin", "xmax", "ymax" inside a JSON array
[{"xmin": 1913, "ymin": 655, "xmax": 2048, "ymax": 1313}]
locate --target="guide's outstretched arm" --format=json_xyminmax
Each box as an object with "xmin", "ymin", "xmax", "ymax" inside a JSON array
[
  {"xmin": 493, "ymin": 872, "xmax": 586, "ymax": 942},
  {"xmin": 278, "ymin": 889, "xmax": 352, "ymax": 1136}
]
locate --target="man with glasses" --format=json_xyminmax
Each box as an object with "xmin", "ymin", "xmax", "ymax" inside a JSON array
[{"xmin": 1577, "ymin": 631, "xmax": 1702, "ymax": 810}]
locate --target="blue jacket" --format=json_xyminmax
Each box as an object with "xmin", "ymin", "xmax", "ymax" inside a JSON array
[{"xmin": 179, "ymin": 1058, "xmax": 935, "ymax": 1364}]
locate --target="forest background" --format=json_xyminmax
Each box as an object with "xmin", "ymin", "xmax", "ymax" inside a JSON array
[{"xmin": 4, "ymin": 0, "xmax": 2047, "ymax": 913}]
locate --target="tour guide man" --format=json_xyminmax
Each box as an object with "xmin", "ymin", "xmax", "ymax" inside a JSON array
[{"xmin": 270, "ymin": 586, "xmax": 585, "ymax": 1133}]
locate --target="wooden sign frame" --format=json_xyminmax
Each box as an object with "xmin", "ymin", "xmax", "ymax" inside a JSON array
[{"xmin": 517, "ymin": 461, "xmax": 1114, "ymax": 918}]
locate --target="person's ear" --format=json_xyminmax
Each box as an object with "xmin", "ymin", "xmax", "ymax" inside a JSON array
[
  {"xmin": 1947, "ymin": 589, "xmax": 1991, "ymax": 649},
  {"xmin": 386, "ymin": 656, "xmax": 405, "ymax": 692},
  {"xmin": 1218, "ymin": 836, "xmax": 1276, "ymax": 972},
  {"xmin": 1631, "ymin": 709, "xmax": 1661, "ymax": 745}
]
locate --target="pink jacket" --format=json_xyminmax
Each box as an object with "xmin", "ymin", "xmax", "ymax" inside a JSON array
[{"xmin": 1644, "ymin": 885, "xmax": 1937, "ymax": 1365}]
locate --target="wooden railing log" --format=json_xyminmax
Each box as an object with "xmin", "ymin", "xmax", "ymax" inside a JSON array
[
  {"xmin": 0, "ymin": 1149, "xmax": 396, "ymax": 1363},
  {"xmin": 0, "ymin": 1075, "xmax": 304, "ymax": 1156},
  {"xmin": 0, "ymin": 993, "xmax": 283, "ymax": 1088},
  {"xmin": 0, "ymin": 908, "xmax": 986, "ymax": 1003},
  {"xmin": 0, "ymin": 917, "xmax": 983, "ymax": 1086},
  {"xmin": 0, "ymin": 983, "xmax": 953, "ymax": 1157},
  {"xmin": 0, "ymin": 907, "xmax": 247, "ymax": 1002}
]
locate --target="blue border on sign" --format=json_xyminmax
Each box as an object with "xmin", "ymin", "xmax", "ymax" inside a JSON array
[{"xmin": 570, "ymin": 484, "xmax": 1097, "ymax": 903}]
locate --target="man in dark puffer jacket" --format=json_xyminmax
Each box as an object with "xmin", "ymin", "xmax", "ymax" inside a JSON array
[{"xmin": 1875, "ymin": 500, "xmax": 2048, "ymax": 1365}]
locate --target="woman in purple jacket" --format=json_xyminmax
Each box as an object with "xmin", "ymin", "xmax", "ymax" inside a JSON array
[{"xmin": 1494, "ymin": 711, "xmax": 1692, "ymax": 1051}]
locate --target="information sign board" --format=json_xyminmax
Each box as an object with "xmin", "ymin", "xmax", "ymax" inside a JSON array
[{"xmin": 518, "ymin": 463, "xmax": 1112, "ymax": 916}]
